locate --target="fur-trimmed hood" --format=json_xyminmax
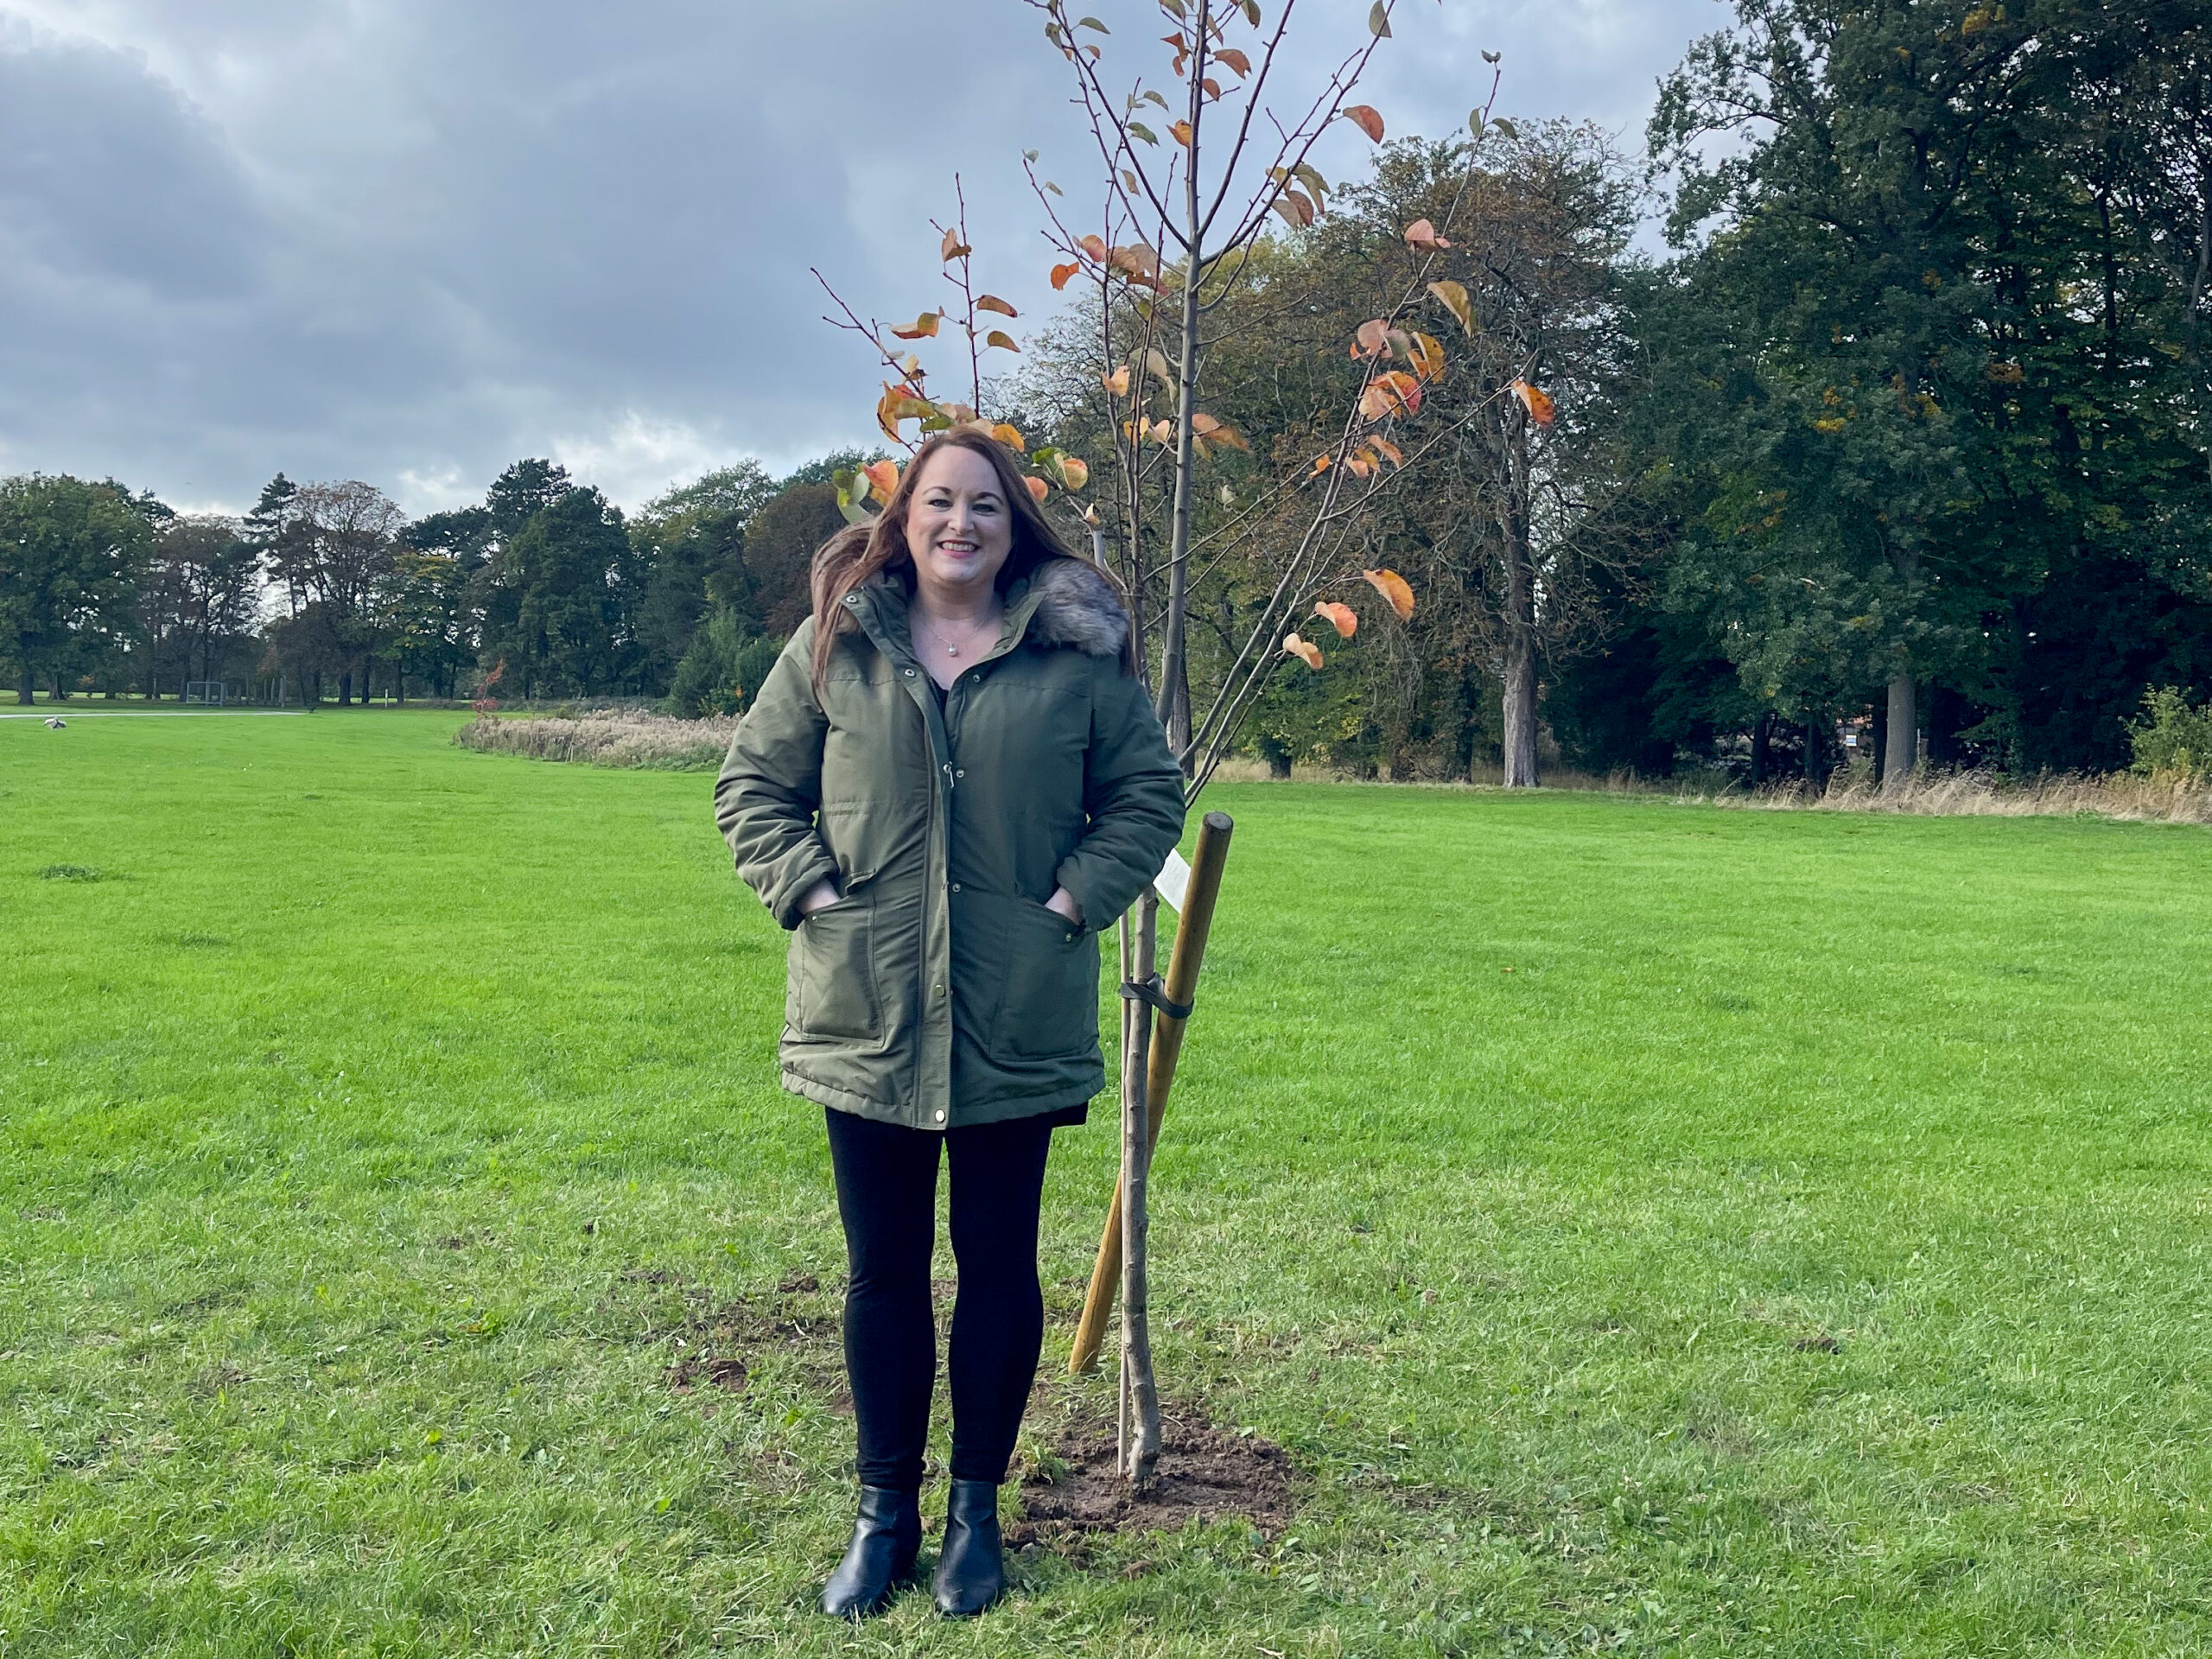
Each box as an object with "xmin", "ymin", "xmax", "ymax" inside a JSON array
[{"xmin": 1020, "ymin": 557, "xmax": 1130, "ymax": 660}]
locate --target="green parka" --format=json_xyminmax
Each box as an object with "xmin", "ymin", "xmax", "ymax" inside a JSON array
[{"xmin": 714, "ymin": 557, "xmax": 1186, "ymax": 1131}]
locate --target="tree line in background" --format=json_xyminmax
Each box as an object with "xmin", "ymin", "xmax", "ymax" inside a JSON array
[
  {"xmin": 0, "ymin": 451, "xmax": 864, "ymax": 719},
  {"xmin": 3, "ymin": 0, "xmax": 2206, "ymax": 781}
]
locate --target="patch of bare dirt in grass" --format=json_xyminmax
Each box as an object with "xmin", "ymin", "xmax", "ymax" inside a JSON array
[
  {"xmin": 1014, "ymin": 1398, "xmax": 1298, "ymax": 1545},
  {"xmin": 608, "ymin": 1267, "xmax": 844, "ymax": 1396}
]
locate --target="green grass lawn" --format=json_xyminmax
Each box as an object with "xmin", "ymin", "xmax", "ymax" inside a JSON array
[{"xmin": 5, "ymin": 711, "xmax": 2211, "ymax": 1657}]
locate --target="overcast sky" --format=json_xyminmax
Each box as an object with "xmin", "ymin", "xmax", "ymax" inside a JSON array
[{"xmin": 0, "ymin": 0, "xmax": 1722, "ymax": 517}]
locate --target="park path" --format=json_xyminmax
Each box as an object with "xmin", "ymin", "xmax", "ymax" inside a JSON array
[{"xmin": 0, "ymin": 709, "xmax": 308, "ymax": 719}]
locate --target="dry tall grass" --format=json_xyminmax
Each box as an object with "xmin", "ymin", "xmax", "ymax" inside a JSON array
[
  {"xmin": 452, "ymin": 710, "xmax": 734, "ymax": 771},
  {"xmin": 452, "ymin": 710, "xmax": 2210, "ymax": 826},
  {"xmin": 1679, "ymin": 766, "xmax": 2212, "ymax": 827}
]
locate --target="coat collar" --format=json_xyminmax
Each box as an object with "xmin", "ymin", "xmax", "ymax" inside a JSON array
[{"xmin": 849, "ymin": 557, "xmax": 1128, "ymax": 666}]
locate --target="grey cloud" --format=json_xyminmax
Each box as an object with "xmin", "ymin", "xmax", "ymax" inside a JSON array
[{"xmin": 0, "ymin": 0, "xmax": 1716, "ymax": 514}]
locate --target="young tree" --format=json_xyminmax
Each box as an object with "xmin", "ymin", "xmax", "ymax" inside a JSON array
[{"xmin": 818, "ymin": 0, "xmax": 1535, "ymax": 1487}]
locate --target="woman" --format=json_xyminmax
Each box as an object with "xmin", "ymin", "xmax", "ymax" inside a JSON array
[{"xmin": 714, "ymin": 428, "xmax": 1185, "ymax": 1618}]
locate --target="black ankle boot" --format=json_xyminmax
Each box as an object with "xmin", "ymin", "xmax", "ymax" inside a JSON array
[
  {"xmin": 931, "ymin": 1478, "xmax": 1005, "ymax": 1617},
  {"xmin": 821, "ymin": 1485, "xmax": 920, "ymax": 1618}
]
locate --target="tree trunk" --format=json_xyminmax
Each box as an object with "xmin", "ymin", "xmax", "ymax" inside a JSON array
[
  {"xmin": 1883, "ymin": 671, "xmax": 1916, "ymax": 793},
  {"xmin": 1500, "ymin": 620, "xmax": 1538, "ymax": 787},
  {"xmin": 340, "ymin": 671, "xmax": 353, "ymax": 706},
  {"xmin": 1751, "ymin": 713, "xmax": 1772, "ymax": 785},
  {"xmin": 16, "ymin": 663, "xmax": 32, "ymax": 705},
  {"xmin": 1118, "ymin": 890, "xmax": 1163, "ymax": 1487},
  {"xmin": 1497, "ymin": 411, "xmax": 1540, "ymax": 787}
]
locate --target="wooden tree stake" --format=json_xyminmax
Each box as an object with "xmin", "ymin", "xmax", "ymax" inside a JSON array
[{"xmin": 1071, "ymin": 810, "xmax": 1235, "ymax": 1376}]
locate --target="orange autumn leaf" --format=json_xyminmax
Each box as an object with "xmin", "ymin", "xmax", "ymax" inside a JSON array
[
  {"xmin": 1271, "ymin": 188, "xmax": 1316, "ymax": 229},
  {"xmin": 1354, "ymin": 318, "xmax": 1390, "ymax": 359},
  {"xmin": 1058, "ymin": 456, "xmax": 1090, "ymax": 490},
  {"xmin": 862, "ymin": 460, "xmax": 902, "ymax": 504},
  {"xmin": 990, "ymin": 423, "xmax": 1027, "ymax": 452},
  {"xmin": 1170, "ymin": 120, "xmax": 1194, "ymax": 147},
  {"xmin": 1050, "ymin": 261, "xmax": 1082, "ymax": 289},
  {"xmin": 976, "ymin": 294, "xmax": 1019, "ymax": 317},
  {"xmin": 1313, "ymin": 600, "xmax": 1358, "ymax": 638},
  {"xmin": 890, "ymin": 311, "xmax": 942, "ymax": 340},
  {"xmin": 1511, "ymin": 378, "xmax": 1556, "ymax": 427},
  {"xmin": 1281, "ymin": 631, "xmax": 1325, "ymax": 670},
  {"xmin": 1358, "ymin": 369, "xmax": 1423, "ymax": 421},
  {"xmin": 1216, "ymin": 47, "xmax": 1251, "ymax": 75},
  {"xmin": 876, "ymin": 385, "xmax": 933, "ymax": 442},
  {"xmin": 1370, "ymin": 436, "xmax": 1406, "ymax": 467},
  {"xmin": 1343, "ymin": 104, "xmax": 1385, "ymax": 143},
  {"xmin": 1362, "ymin": 567, "xmax": 1416, "ymax": 621},
  {"xmin": 1023, "ymin": 475, "xmax": 1050, "ymax": 504},
  {"xmin": 1312, "ymin": 454, "xmax": 1333, "ymax": 474},
  {"xmin": 1191, "ymin": 411, "xmax": 1250, "ymax": 451},
  {"xmin": 1402, "ymin": 218, "xmax": 1451, "ymax": 251},
  {"xmin": 1405, "ymin": 331, "xmax": 1446, "ymax": 382},
  {"xmin": 1078, "ymin": 234, "xmax": 1108, "ymax": 262},
  {"xmin": 984, "ymin": 329, "xmax": 1020, "ymax": 353},
  {"xmin": 1102, "ymin": 365, "xmax": 1131, "ymax": 395},
  {"xmin": 940, "ymin": 227, "xmax": 971, "ymax": 262}
]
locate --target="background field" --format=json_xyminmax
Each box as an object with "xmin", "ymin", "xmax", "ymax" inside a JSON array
[{"xmin": 4, "ymin": 712, "xmax": 2210, "ymax": 1657}]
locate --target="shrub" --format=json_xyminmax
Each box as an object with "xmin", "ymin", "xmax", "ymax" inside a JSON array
[
  {"xmin": 666, "ymin": 610, "xmax": 786, "ymax": 719},
  {"xmin": 2128, "ymin": 688, "xmax": 2212, "ymax": 783}
]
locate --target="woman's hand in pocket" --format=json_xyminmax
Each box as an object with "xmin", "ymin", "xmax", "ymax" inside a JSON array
[
  {"xmin": 798, "ymin": 878, "xmax": 842, "ymax": 918},
  {"xmin": 1045, "ymin": 886, "xmax": 1084, "ymax": 927}
]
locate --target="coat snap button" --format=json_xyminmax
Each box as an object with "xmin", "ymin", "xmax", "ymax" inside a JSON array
[
  {"xmin": 950, "ymin": 882, "xmax": 961, "ymax": 893},
  {"xmin": 843, "ymin": 594, "xmax": 859, "ymax": 606},
  {"xmin": 934, "ymin": 1110, "xmax": 946, "ymax": 1122},
  {"xmin": 955, "ymin": 768, "xmax": 964, "ymax": 778},
  {"xmin": 904, "ymin": 668, "xmax": 915, "ymax": 677}
]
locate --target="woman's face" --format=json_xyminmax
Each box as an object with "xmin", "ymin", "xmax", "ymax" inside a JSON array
[{"xmin": 903, "ymin": 444, "xmax": 1014, "ymax": 599}]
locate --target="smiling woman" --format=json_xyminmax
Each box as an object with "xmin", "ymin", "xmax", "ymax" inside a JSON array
[{"xmin": 712, "ymin": 426, "xmax": 1185, "ymax": 1619}]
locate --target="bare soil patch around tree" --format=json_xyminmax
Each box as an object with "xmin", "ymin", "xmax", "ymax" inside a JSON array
[{"xmin": 1015, "ymin": 1398, "xmax": 1298, "ymax": 1545}]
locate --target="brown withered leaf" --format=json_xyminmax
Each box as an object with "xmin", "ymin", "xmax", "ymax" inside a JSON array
[{"xmin": 1362, "ymin": 567, "xmax": 1416, "ymax": 621}]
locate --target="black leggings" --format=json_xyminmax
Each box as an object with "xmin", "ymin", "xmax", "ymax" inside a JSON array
[{"xmin": 823, "ymin": 1107, "xmax": 1055, "ymax": 1492}]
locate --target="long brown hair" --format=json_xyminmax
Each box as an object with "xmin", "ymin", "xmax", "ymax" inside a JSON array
[{"xmin": 808, "ymin": 427, "xmax": 1084, "ymax": 692}]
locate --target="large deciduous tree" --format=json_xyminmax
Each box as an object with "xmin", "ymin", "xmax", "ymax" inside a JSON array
[
  {"xmin": 0, "ymin": 474, "xmax": 156, "ymax": 704},
  {"xmin": 1647, "ymin": 0, "xmax": 2212, "ymax": 779},
  {"xmin": 138, "ymin": 515, "xmax": 262, "ymax": 696}
]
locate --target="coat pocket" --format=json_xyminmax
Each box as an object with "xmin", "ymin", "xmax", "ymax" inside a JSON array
[
  {"xmin": 994, "ymin": 899, "xmax": 1098, "ymax": 1059},
  {"xmin": 792, "ymin": 898, "xmax": 880, "ymax": 1040}
]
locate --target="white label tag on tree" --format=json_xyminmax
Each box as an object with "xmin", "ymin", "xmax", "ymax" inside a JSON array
[{"xmin": 1154, "ymin": 848, "xmax": 1192, "ymax": 912}]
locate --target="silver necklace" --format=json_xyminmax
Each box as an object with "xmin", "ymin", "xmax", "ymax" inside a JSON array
[{"xmin": 915, "ymin": 609, "xmax": 999, "ymax": 659}]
